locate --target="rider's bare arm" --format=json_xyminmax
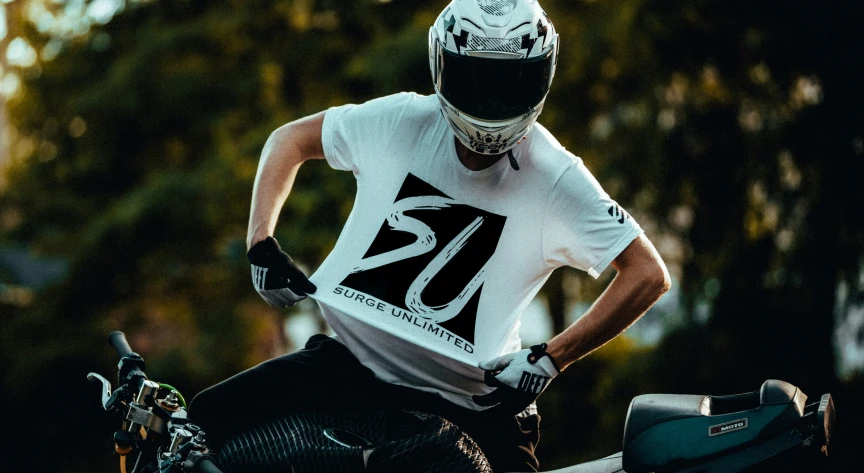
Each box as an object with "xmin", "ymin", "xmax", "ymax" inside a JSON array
[
  {"xmin": 247, "ymin": 111, "xmax": 326, "ymax": 250},
  {"xmin": 546, "ymin": 234, "xmax": 671, "ymax": 371}
]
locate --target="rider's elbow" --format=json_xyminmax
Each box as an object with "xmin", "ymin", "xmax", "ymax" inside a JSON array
[
  {"xmin": 613, "ymin": 235, "xmax": 671, "ymax": 296},
  {"xmin": 647, "ymin": 258, "xmax": 672, "ymax": 296},
  {"xmin": 628, "ymin": 253, "xmax": 671, "ymax": 298}
]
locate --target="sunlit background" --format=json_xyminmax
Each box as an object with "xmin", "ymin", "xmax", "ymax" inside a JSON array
[{"xmin": 0, "ymin": 0, "xmax": 861, "ymax": 472}]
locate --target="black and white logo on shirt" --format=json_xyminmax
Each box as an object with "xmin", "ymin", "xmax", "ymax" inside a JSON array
[
  {"xmin": 608, "ymin": 204, "xmax": 630, "ymax": 224},
  {"xmin": 339, "ymin": 174, "xmax": 506, "ymax": 345}
]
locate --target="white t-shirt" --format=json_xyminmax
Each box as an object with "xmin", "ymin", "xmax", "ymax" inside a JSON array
[{"xmin": 308, "ymin": 92, "xmax": 642, "ymax": 409}]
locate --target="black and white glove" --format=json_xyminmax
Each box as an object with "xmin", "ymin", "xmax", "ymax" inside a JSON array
[
  {"xmin": 472, "ymin": 343, "xmax": 560, "ymax": 414},
  {"xmin": 247, "ymin": 237, "xmax": 317, "ymax": 307}
]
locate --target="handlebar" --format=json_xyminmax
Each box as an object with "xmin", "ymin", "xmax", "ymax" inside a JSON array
[
  {"xmin": 109, "ymin": 331, "xmax": 134, "ymax": 357},
  {"xmin": 197, "ymin": 458, "xmax": 224, "ymax": 473},
  {"xmin": 95, "ymin": 329, "xmax": 218, "ymax": 473}
]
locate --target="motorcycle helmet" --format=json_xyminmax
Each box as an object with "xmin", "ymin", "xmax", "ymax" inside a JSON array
[{"xmin": 429, "ymin": 0, "xmax": 559, "ymax": 157}]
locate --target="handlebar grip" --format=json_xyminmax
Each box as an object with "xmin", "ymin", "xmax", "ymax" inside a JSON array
[
  {"xmin": 196, "ymin": 459, "xmax": 224, "ymax": 473},
  {"xmin": 108, "ymin": 331, "xmax": 134, "ymax": 358}
]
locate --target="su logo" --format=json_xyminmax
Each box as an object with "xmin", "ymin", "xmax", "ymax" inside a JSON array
[{"xmin": 340, "ymin": 174, "xmax": 507, "ymax": 344}]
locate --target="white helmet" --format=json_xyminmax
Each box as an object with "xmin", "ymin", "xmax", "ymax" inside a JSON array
[{"xmin": 429, "ymin": 0, "xmax": 559, "ymax": 156}]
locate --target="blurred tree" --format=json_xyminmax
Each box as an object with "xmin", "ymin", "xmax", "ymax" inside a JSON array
[
  {"xmin": 0, "ymin": 1, "xmax": 444, "ymax": 471},
  {"xmin": 1, "ymin": 0, "xmax": 861, "ymax": 472},
  {"xmin": 537, "ymin": 1, "xmax": 863, "ymax": 470}
]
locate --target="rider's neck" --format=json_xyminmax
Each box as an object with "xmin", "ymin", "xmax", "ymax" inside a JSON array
[{"xmin": 454, "ymin": 138, "xmax": 506, "ymax": 171}]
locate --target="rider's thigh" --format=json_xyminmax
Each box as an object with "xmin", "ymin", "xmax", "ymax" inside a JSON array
[
  {"xmin": 188, "ymin": 334, "xmax": 378, "ymax": 446},
  {"xmin": 451, "ymin": 410, "xmax": 542, "ymax": 473},
  {"xmin": 193, "ymin": 335, "xmax": 375, "ymax": 407},
  {"xmin": 483, "ymin": 413, "xmax": 541, "ymax": 472}
]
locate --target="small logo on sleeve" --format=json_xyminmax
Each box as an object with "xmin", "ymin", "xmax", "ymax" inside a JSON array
[
  {"xmin": 709, "ymin": 418, "xmax": 748, "ymax": 436},
  {"xmin": 608, "ymin": 204, "xmax": 630, "ymax": 224}
]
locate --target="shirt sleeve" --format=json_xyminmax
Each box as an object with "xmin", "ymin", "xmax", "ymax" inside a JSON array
[
  {"xmin": 542, "ymin": 161, "xmax": 644, "ymax": 278},
  {"xmin": 321, "ymin": 92, "xmax": 415, "ymax": 174}
]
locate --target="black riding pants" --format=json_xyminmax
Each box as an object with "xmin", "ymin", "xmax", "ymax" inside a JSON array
[{"xmin": 189, "ymin": 334, "xmax": 541, "ymax": 472}]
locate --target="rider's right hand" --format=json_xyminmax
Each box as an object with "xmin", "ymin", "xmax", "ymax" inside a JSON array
[{"xmin": 247, "ymin": 237, "xmax": 317, "ymax": 307}]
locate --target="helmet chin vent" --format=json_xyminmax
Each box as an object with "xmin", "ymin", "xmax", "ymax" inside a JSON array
[{"xmin": 467, "ymin": 132, "xmax": 509, "ymax": 155}]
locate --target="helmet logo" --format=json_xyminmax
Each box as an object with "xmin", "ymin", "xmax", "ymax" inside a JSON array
[{"xmin": 469, "ymin": 131, "xmax": 509, "ymax": 154}]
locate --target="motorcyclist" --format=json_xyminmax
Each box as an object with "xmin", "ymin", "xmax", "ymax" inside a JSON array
[{"xmin": 191, "ymin": 1, "xmax": 670, "ymax": 471}]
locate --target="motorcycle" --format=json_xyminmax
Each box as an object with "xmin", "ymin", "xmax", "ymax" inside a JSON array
[{"xmin": 89, "ymin": 331, "xmax": 835, "ymax": 473}]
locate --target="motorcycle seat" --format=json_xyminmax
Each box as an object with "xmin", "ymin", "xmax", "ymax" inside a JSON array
[
  {"xmin": 622, "ymin": 380, "xmax": 807, "ymax": 473},
  {"xmin": 621, "ymin": 394, "xmax": 712, "ymax": 441}
]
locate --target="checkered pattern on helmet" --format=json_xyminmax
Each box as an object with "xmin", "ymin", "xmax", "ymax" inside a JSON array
[
  {"xmin": 477, "ymin": 0, "xmax": 518, "ymax": 16},
  {"xmin": 467, "ymin": 35, "xmax": 523, "ymax": 53}
]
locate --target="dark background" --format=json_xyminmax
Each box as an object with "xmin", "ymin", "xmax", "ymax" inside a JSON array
[{"xmin": 0, "ymin": 0, "xmax": 861, "ymax": 471}]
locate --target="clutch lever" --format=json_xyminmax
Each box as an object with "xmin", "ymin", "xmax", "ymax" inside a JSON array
[
  {"xmin": 88, "ymin": 372, "xmax": 129, "ymax": 412},
  {"xmin": 88, "ymin": 373, "xmax": 112, "ymax": 409}
]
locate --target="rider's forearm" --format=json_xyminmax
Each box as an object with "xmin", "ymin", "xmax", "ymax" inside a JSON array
[
  {"xmin": 546, "ymin": 235, "xmax": 670, "ymax": 371},
  {"xmin": 247, "ymin": 126, "xmax": 305, "ymax": 250},
  {"xmin": 247, "ymin": 112, "xmax": 326, "ymax": 250}
]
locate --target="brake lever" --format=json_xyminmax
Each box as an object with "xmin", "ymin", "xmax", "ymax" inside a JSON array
[
  {"xmin": 88, "ymin": 373, "xmax": 113, "ymax": 410},
  {"xmin": 88, "ymin": 372, "xmax": 132, "ymax": 412}
]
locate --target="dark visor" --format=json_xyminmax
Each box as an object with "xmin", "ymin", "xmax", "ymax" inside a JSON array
[{"xmin": 437, "ymin": 44, "xmax": 554, "ymax": 121}]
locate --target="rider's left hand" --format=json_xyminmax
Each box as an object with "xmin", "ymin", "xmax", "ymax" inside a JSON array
[
  {"xmin": 247, "ymin": 236, "xmax": 317, "ymax": 308},
  {"xmin": 472, "ymin": 343, "xmax": 560, "ymax": 414}
]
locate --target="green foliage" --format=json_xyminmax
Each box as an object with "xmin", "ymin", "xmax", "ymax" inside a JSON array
[{"xmin": 1, "ymin": 0, "xmax": 862, "ymax": 471}]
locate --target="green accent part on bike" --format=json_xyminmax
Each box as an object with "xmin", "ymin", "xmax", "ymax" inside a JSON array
[{"xmin": 159, "ymin": 383, "xmax": 187, "ymax": 408}]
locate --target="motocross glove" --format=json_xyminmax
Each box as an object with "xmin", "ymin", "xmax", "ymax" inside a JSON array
[
  {"xmin": 472, "ymin": 343, "xmax": 560, "ymax": 414},
  {"xmin": 247, "ymin": 237, "xmax": 317, "ymax": 307}
]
